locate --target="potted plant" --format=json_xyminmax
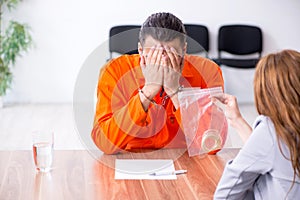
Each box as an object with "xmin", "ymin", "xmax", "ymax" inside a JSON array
[{"xmin": 0, "ymin": 0, "xmax": 32, "ymax": 107}]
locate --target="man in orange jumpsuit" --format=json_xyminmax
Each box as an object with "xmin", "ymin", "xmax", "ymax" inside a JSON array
[{"xmin": 92, "ymin": 12, "xmax": 225, "ymax": 154}]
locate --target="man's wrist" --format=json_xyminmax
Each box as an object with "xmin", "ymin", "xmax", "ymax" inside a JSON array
[
  {"xmin": 169, "ymin": 93, "xmax": 180, "ymax": 110},
  {"xmin": 165, "ymin": 85, "xmax": 183, "ymax": 97},
  {"xmin": 138, "ymin": 89, "xmax": 157, "ymax": 105},
  {"xmin": 142, "ymin": 84, "xmax": 160, "ymax": 99},
  {"xmin": 138, "ymin": 89, "xmax": 154, "ymax": 112},
  {"xmin": 162, "ymin": 85, "xmax": 183, "ymax": 110}
]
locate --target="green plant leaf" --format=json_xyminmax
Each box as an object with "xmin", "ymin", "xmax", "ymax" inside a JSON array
[
  {"xmin": 0, "ymin": 0, "xmax": 20, "ymax": 10},
  {"xmin": 0, "ymin": 0, "xmax": 32, "ymax": 96},
  {"xmin": 0, "ymin": 58, "xmax": 12, "ymax": 96},
  {"xmin": 1, "ymin": 21, "xmax": 32, "ymax": 66}
]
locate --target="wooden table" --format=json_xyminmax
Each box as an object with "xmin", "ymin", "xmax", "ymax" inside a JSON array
[{"xmin": 0, "ymin": 148, "xmax": 239, "ymax": 200}]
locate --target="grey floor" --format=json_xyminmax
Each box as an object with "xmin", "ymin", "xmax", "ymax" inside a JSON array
[{"xmin": 0, "ymin": 103, "xmax": 258, "ymax": 150}]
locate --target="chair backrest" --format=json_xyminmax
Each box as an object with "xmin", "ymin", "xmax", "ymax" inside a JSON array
[
  {"xmin": 109, "ymin": 25, "xmax": 141, "ymax": 59},
  {"xmin": 184, "ymin": 24, "xmax": 209, "ymax": 57},
  {"xmin": 218, "ymin": 25, "xmax": 262, "ymax": 56}
]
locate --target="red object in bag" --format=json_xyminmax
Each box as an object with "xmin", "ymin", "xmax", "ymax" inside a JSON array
[{"xmin": 178, "ymin": 87, "xmax": 228, "ymax": 157}]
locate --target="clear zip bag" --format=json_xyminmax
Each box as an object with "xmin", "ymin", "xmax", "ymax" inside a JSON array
[{"xmin": 178, "ymin": 87, "xmax": 228, "ymax": 157}]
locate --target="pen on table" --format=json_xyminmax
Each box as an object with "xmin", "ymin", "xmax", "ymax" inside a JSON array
[{"xmin": 149, "ymin": 170, "xmax": 187, "ymax": 176}]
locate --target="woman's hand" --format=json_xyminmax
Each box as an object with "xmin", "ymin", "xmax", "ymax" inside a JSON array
[
  {"xmin": 218, "ymin": 94, "xmax": 243, "ymax": 124},
  {"xmin": 214, "ymin": 94, "xmax": 252, "ymax": 143}
]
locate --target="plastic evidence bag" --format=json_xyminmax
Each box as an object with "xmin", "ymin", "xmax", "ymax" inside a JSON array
[{"xmin": 178, "ymin": 87, "xmax": 228, "ymax": 157}]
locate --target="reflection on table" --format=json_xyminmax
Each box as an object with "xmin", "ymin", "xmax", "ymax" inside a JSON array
[{"xmin": 0, "ymin": 148, "xmax": 240, "ymax": 200}]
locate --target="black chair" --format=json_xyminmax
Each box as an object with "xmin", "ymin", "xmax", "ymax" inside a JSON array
[
  {"xmin": 109, "ymin": 25, "xmax": 141, "ymax": 60},
  {"xmin": 216, "ymin": 24, "xmax": 263, "ymax": 68},
  {"xmin": 184, "ymin": 24, "xmax": 209, "ymax": 57}
]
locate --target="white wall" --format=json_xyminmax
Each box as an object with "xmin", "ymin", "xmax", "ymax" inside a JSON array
[{"xmin": 3, "ymin": 0, "xmax": 300, "ymax": 103}]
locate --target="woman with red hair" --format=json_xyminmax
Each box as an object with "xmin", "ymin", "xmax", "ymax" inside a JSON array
[{"xmin": 214, "ymin": 49, "xmax": 300, "ymax": 199}]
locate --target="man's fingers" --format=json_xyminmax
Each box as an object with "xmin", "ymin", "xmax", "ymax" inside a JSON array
[
  {"xmin": 151, "ymin": 46, "xmax": 161, "ymax": 64},
  {"xmin": 146, "ymin": 45, "xmax": 156, "ymax": 64},
  {"xmin": 155, "ymin": 46, "xmax": 164, "ymax": 67},
  {"xmin": 140, "ymin": 55, "xmax": 146, "ymax": 66},
  {"xmin": 165, "ymin": 46, "xmax": 180, "ymax": 72}
]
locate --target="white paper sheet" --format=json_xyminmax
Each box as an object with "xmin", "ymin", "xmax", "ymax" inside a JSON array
[{"xmin": 115, "ymin": 159, "xmax": 177, "ymax": 180}]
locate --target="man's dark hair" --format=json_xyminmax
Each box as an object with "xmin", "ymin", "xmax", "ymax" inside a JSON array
[{"xmin": 139, "ymin": 12, "xmax": 186, "ymax": 46}]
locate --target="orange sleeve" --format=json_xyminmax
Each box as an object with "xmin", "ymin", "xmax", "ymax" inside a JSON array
[
  {"xmin": 185, "ymin": 56, "xmax": 225, "ymax": 91},
  {"xmin": 204, "ymin": 59, "xmax": 225, "ymax": 90},
  {"xmin": 91, "ymin": 58, "xmax": 149, "ymax": 154}
]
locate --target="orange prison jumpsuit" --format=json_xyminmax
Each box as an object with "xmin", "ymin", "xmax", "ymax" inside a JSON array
[{"xmin": 92, "ymin": 54, "xmax": 225, "ymax": 154}]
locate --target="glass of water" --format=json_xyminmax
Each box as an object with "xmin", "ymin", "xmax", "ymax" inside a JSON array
[{"xmin": 32, "ymin": 131, "xmax": 54, "ymax": 172}]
